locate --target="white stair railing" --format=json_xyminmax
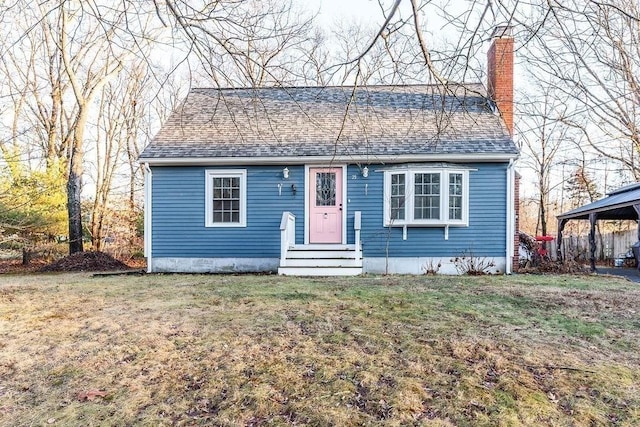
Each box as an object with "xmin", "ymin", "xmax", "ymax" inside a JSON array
[
  {"xmin": 280, "ymin": 212, "xmax": 296, "ymax": 266},
  {"xmin": 354, "ymin": 211, "xmax": 362, "ymax": 261}
]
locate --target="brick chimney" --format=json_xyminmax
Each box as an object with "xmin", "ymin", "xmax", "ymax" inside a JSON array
[{"xmin": 487, "ymin": 26, "xmax": 514, "ymax": 136}]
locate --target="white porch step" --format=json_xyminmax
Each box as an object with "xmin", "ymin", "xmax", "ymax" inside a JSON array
[
  {"xmin": 279, "ymin": 244, "xmax": 362, "ymax": 276},
  {"xmin": 278, "ymin": 266, "xmax": 362, "ymax": 276},
  {"xmin": 286, "ymin": 249, "xmax": 358, "ymax": 260},
  {"xmin": 283, "ymin": 257, "xmax": 362, "ymax": 267},
  {"xmin": 291, "ymin": 244, "xmax": 355, "ymax": 251},
  {"xmin": 279, "ymin": 211, "xmax": 363, "ymax": 276}
]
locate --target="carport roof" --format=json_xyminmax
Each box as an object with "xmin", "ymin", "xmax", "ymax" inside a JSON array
[{"xmin": 558, "ymin": 183, "xmax": 640, "ymax": 221}]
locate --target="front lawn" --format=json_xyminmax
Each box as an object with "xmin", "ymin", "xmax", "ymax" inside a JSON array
[{"xmin": 0, "ymin": 273, "xmax": 638, "ymax": 425}]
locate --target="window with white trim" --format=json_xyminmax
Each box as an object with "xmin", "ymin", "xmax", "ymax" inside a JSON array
[
  {"xmin": 205, "ymin": 169, "xmax": 247, "ymax": 227},
  {"xmin": 384, "ymin": 168, "xmax": 469, "ymax": 226}
]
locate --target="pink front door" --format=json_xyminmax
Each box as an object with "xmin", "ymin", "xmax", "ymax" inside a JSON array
[{"xmin": 309, "ymin": 167, "xmax": 343, "ymax": 244}]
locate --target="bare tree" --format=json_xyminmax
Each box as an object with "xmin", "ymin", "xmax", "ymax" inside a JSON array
[
  {"xmin": 521, "ymin": 0, "xmax": 640, "ymax": 180},
  {"xmin": 88, "ymin": 61, "xmax": 181, "ymax": 251},
  {"xmin": 7, "ymin": 0, "xmax": 637, "ymax": 258},
  {"xmin": 1, "ymin": 0, "xmax": 319, "ymax": 252},
  {"xmin": 518, "ymin": 84, "xmax": 572, "ymax": 236}
]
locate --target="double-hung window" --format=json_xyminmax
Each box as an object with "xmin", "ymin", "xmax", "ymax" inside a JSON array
[
  {"xmin": 384, "ymin": 168, "xmax": 469, "ymax": 226},
  {"xmin": 205, "ymin": 169, "xmax": 247, "ymax": 227}
]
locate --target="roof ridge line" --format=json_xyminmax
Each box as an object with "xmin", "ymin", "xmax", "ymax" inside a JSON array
[{"xmin": 190, "ymin": 83, "xmax": 485, "ymax": 91}]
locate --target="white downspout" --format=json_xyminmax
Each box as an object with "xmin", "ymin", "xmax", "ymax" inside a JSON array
[
  {"xmin": 505, "ymin": 160, "xmax": 514, "ymax": 274},
  {"xmin": 144, "ymin": 163, "xmax": 153, "ymax": 273}
]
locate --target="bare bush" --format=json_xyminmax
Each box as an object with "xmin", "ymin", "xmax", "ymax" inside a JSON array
[{"xmin": 450, "ymin": 250, "xmax": 496, "ymax": 275}]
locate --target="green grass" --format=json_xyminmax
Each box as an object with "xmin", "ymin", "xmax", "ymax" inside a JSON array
[{"xmin": 0, "ymin": 273, "xmax": 639, "ymax": 425}]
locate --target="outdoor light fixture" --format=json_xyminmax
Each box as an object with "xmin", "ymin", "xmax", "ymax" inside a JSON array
[
  {"xmin": 362, "ymin": 166, "xmax": 369, "ymax": 178},
  {"xmin": 283, "ymin": 167, "xmax": 290, "ymax": 179}
]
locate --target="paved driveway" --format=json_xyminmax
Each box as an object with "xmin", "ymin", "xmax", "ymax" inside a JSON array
[{"xmin": 597, "ymin": 267, "xmax": 640, "ymax": 283}]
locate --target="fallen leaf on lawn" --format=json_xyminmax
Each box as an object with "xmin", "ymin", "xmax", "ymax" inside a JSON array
[{"xmin": 77, "ymin": 390, "xmax": 108, "ymax": 401}]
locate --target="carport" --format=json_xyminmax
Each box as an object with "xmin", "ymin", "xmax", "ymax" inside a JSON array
[{"xmin": 557, "ymin": 183, "xmax": 640, "ymax": 272}]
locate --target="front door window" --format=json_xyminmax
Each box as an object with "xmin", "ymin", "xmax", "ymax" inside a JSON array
[{"xmin": 316, "ymin": 172, "xmax": 336, "ymax": 206}]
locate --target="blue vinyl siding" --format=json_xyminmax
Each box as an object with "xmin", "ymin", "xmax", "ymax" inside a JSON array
[
  {"xmin": 345, "ymin": 163, "xmax": 508, "ymax": 258},
  {"xmin": 152, "ymin": 166, "xmax": 305, "ymax": 258},
  {"xmin": 152, "ymin": 162, "xmax": 508, "ymax": 260}
]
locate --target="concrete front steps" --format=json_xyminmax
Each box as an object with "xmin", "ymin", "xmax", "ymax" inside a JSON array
[{"xmin": 278, "ymin": 244, "xmax": 362, "ymax": 276}]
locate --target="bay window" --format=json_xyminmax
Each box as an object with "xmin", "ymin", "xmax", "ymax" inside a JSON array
[{"xmin": 384, "ymin": 168, "xmax": 469, "ymax": 226}]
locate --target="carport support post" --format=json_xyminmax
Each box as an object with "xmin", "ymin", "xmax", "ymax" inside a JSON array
[
  {"xmin": 634, "ymin": 204, "xmax": 640, "ymax": 270},
  {"xmin": 589, "ymin": 212, "xmax": 597, "ymax": 272},
  {"xmin": 634, "ymin": 204, "xmax": 640, "ymax": 242},
  {"xmin": 556, "ymin": 218, "xmax": 568, "ymax": 262}
]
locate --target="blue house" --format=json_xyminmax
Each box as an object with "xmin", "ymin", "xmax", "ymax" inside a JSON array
[{"xmin": 139, "ymin": 27, "xmax": 519, "ymax": 275}]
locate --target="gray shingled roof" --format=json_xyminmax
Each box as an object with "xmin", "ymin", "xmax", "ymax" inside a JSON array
[{"xmin": 139, "ymin": 84, "xmax": 518, "ymax": 162}]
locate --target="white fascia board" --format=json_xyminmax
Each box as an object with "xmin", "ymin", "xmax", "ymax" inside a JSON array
[{"xmin": 140, "ymin": 153, "xmax": 519, "ymax": 166}]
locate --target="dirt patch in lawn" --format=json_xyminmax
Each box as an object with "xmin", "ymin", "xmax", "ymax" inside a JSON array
[
  {"xmin": 38, "ymin": 251, "xmax": 131, "ymax": 272},
  {"xmin": 0, "ymin": 259, "xmax": 49, "ymax": 274}
]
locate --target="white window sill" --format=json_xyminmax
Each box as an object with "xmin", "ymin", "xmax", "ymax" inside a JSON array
[
  {"xmin": 384, "ymin": 222, "xmax": 468, "ymax": 227},
  {"xmin": 205, "ymin": 223, "xmax": 247, "ymax": 228}
]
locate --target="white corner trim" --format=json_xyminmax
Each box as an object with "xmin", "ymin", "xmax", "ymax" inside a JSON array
[
  {"xmin": 143, "ymin": 163, "xmax": 152, "ymax": 273},
  {"xmin": 505, "ymin": 160, "xmax": 515, "ymax": 274}
]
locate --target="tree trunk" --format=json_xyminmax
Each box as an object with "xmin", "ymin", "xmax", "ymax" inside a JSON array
[
  {"xmin": 22, "ymin": 247, "xmax": 31, "ymax": 265},
  {"xmin": 90, "ymin": 203, "xmax": 104, "ymax": 252},
  {"xmin": 67, "ymin": 143, "xmax": 83, "ymax": 254},
  {"xmin": 540, "ymin": 194, "xmax": 547, "ymax": 236}
]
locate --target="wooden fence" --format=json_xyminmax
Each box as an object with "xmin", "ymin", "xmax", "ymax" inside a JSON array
[{"xmin": 558, "ymin": 229, "xmax": 639, "ymax": 263}]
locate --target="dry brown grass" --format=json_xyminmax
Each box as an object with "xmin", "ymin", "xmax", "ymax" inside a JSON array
[{"xmin": 0, "ymin": 273, "xmax": 639, "ymax": 426}]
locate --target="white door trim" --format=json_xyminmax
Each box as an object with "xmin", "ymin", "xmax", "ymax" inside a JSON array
[{"xmin": 304, "ymin": 164, "xmax": 347, "ymax": 245}]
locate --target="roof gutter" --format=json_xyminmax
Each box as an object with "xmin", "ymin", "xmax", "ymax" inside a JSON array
[{"xmin": 139, "ymin": 153, "xmax": 519, "ymax": 166}]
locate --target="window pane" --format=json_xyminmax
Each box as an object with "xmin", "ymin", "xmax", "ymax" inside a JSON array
[
  {"xmin": 390, "ymin": 174, "xmax": 405, "ymax": 220},
  {"xmin": 414, "ymin": 173, "xmax": 440, "ymax": 219},
  {"xmin": 449, "ymin": 173, "xmax": 463, "ymax": 220},
  {"xmin": 316, "ymin": 172, "xmax": 336, "ymax": 206},
  {"xmin": 211, "ymin": 174, "xmax": 241, "ymax": 223}
]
